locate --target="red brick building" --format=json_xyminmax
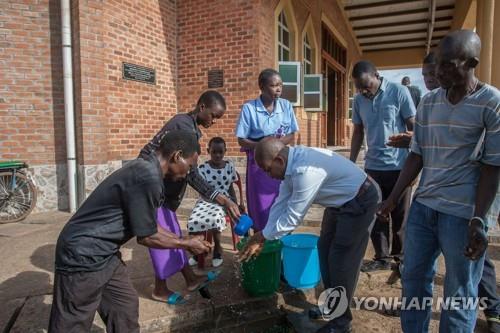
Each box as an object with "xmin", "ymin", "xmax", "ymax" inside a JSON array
[{"xmin": 9, "ymin": 0, "xmax": 480, "ymax": 213}]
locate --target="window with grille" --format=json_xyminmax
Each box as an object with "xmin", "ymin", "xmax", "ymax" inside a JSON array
[
  {"xmin": 322, "ymin": 25, "xmax": 346, "ymax": 68},
  {"xmin": 278, "ymin": 11, "xmax": 291, "ymax": 61},
  {"xmin": 303, "ymin": 34, "xmax": 312, "ymax": 74},
  {"xmin": 348, "ymin": 79, "xmax": 354, "ymax": 118}
]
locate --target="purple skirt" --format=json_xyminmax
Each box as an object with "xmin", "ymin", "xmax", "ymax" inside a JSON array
[
  {"xmin": 148, "ymin": 207, "xmax": 188, "ymax": 280},
  {"xmin": 244, "ymin": 149, "xmax": 281, "ymax": 231}
]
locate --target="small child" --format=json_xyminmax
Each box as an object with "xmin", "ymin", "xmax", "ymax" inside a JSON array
[{"xmin": 187, "ymin": 137, "xmax": 243, "ymax": 267}]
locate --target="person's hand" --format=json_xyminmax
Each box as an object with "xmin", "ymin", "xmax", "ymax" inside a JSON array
[
  {"xmin": 237, "ymin": 232, "xmax": 265, "ymax": 262},
  {"xmin": 387, "ymin": 131, "xmax": 413, "ymax": 148},
  {"xmin": 464, "ymin": 218, "xmax": 488, "ymax": 260},
  {"xmin": 377, "ymin": 197, "xmax": 397, "ymax": 223},
  {"xmin": 239, "ymin": 204, "xmax": 247, "ymax": 214},
  {"xmin": 223, "ymin": 196, "xmax": 242, "ymax": 221},
  {"xmin": 185, "ymin": 235, "xmax": 213, "ymax": 255}
]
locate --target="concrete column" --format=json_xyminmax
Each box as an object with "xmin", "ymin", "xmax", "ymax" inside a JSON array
[
  {"xmin": 476, "ymin": 0, "xmax": 494, "ymax": 83},
  {"xmin": 491, "ymin": 0, "xmax": 500, "ymax": 88}
]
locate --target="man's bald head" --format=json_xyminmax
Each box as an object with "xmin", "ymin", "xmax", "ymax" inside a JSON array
[
  {"xmin": 255, "ymin": 139, "xmax": 285, "ymax": 165},
  {"xmin": 254, "ymin": 138, "xmax": 288, "ymax": 180},
  {"xmin": 436, "ymin": 29, "xmax": 480, "ymax": 89},
  {"xmin": 438, "ymin": 29, "xmax": 481, "ymax": 61}
]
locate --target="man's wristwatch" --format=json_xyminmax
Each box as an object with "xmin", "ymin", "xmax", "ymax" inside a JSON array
[{"xmin": 469, "ymin": 216, "xmax": 486, "ymax": 230}]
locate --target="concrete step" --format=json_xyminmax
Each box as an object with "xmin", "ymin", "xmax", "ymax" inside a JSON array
[{"xmin": 148, "ymin": 286, "xmax": 318, "ymax": 333}]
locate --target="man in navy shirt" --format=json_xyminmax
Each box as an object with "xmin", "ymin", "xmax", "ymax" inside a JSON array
[{"xmin": 49, "ymin": 130, "xmax": 212, "ymax": 332}]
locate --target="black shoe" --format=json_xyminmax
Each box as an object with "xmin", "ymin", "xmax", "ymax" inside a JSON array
[
  {"xmin": 386, "ymin": 261, "xmax": 402, "ymax": 284},
  {"xmin": 315, "ymin": 322, "xmax": 352, "ymax": 333},
  {"xmin": 486, "ymin": 314, "xmax": 500, "ymax": 333},
  {"xmin": 360, "ymin": 260, "xmax": 391, "ymax": 272},
  {"xmin": 308, "ymin": 306, "xmax": 322, "ymax": 320}
]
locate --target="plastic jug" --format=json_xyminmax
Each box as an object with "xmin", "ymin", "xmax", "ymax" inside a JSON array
[{"xmin": 234, "ymin": 214, "xmax": 253, "ymax": 236}]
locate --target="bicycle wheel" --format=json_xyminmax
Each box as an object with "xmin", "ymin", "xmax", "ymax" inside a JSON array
[{"xmin": 0, "ymin": 171, "xmax": 37, "ymax": 223}]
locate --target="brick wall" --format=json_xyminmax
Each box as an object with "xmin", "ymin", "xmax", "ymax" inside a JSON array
[
  {"xmin": 103, "ymin": 0, "xmax": 178, "ymax": 161},
  {"xmin": 0, "ymin": 0, "xmax": 357, "ymax": 165},
  {"xmin": 176, "ymin": 0, "xmax": 261, "ymax": 157},
  {"xmin": 0, "ymin": 0, "xmax": 65, "ymax": 165},
  {"xmin": 73, "ymin": 0, "xmax": 178, "ymax": 164},
  {"xmin": 1, "ymin": 0, "xmax": 361, "ymax": 212}
]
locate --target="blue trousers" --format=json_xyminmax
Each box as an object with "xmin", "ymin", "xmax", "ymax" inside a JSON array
[{"xmin": 401, "ymin": 201, "xmax": 485, "ymax": 333}]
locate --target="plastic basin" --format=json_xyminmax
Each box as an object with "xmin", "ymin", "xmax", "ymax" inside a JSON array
[
  {"xmin": 282, "ymin": 233, "xmax": 320, "ymax": 289},
  {"xmin": 236, "ymin": 238, "xmax": 283, "ymax": 296}
]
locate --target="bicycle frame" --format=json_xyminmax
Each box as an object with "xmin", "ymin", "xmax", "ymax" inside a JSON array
[{"xmin": 0, "ymin": 161, "xmax": 28, "ymax": 193}]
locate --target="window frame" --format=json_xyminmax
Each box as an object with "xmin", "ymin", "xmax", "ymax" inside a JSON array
[
  {"xmin": 303, "ymin": 34, "xmax": 313, "ymax": 75},
  {"xmin": 278, "ymin": 11, "xmax": 291, "ymax": 61},
  {"xmin": 303, "ymin": 74, "xmax": 323, "ymax": 112},
  {"xmin": 278, "ymin": 61, "xmax": 301, "ymax": 107}
]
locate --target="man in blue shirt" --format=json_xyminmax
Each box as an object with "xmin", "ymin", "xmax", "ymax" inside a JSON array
[
  {"xmin": 350, "ymin": 61, "xmax": 416, "ymax": 272},
  {"xmin": 239, "ymin": 138, "xmax": 381, "ymax": 333}
]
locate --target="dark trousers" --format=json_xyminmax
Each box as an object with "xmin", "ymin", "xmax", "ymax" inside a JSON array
[
  {"xmin": 48, "ymin": 255, "xmax": 140, "ymax": 333},
  {"xmin": 318, "ymin": 180, "xmax": 381, "ymax": 329},
  {"xmin": 480, "ymin": 251, "xmax": 500, "ymax": 317},
  {"xmin": 366, "ymin": 169, "xmax": 411, "ymax": 261}
]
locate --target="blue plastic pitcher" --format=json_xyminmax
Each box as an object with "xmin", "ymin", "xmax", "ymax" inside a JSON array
[
  {"xmin": 282, "ymin": 234, "xmax": 320, "ymax": 289},
  {"xmin": 234, "ymin": 214, "xmax": 253, "ymax": 236}
]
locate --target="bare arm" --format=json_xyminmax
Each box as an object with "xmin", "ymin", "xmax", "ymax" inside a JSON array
[
  {"xmin": 280, "ymin": 133, "xmax": 295, "ymax": 146},
  {"xmin": 156, "ymin": 225, "xmax": 180, "ymax": 239},
  {"xmin": 228, "ymin": 183, "xmax": 246, "ymax": 213},
  {"xmin": 387, "ymin": 117, "xmax": 415, "ymax": 148},
  {"xmin": 238, "ymin": 133, "xmax": 295, "ymax": 150},
  {"xmin": 405, "ymin": 116, "xmax": 415, "ymax": 131},
  {"xmin": 378, "ymin": 152, "xmax": 423, "ymax": 218},
  {"xmin": 350, "ymin": 124, "xmax": 365, "ymax": 163},
  {"xmin": 137, "ymin": 230, "xmax": 211, "ymax": 255},
  {"xmin": 238, "ymin": 137, "xmax": 258, "ymax": 150},
  {"xmin": 464, "ymin": 163, "xmax": 499, "ymax": 260},
  {"xmin": 137, "ymin": 231, "xmax": 184, "ymax": 249},
  {"xmin": 473, "ymin": 164, "xmax": 500, "ymax": 220}
]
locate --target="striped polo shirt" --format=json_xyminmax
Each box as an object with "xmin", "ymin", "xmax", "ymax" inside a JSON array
[{"xmin": 411, "ymin": 84, "xmax": 500, "ymax": 226}]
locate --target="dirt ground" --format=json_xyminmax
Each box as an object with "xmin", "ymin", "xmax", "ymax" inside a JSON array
[{"xmin": 351, "ymin": 243, "xmax": 500, "ymax": 333}]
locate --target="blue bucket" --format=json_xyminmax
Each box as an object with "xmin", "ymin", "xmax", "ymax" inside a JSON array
[{"xmin": 282, "ymin": 233, "xmax": 320, "ymax": 289}]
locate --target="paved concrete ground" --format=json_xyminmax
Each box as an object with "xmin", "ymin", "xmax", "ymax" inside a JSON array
[{"xmin": 1, "ymin": 209, "xmax": 499, "ymax": 332}]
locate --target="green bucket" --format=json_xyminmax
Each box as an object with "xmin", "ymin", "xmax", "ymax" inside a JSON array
[{"xmin": 236, "ymin": 238, "xmax": 283, "ymax": 297}]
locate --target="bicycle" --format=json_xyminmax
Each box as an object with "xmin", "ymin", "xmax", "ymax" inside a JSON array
[{"xmin": 0, "ymin": 161, "xmax": 37, "ymax": 223}]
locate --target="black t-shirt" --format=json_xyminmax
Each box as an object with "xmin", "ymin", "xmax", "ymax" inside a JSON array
[
  {"xmin": 139, "ymin": 113, "xmax": 201, "ymax": 157},
  {"xmin": 55, "ymin": 154, "xmax": 164, "ymax": 272},
  {"xmin": 138, "ymin": 113, "xmax": 219, "ymax": 211}
]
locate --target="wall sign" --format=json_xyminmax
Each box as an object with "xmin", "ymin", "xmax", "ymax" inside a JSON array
[
  {"xmin": 122, "ymin": 62, "xmax": 156, "ymax": 84},
  {"xmin": 208, "ymin": 69, "xmax": 223, "ymax": 88}
]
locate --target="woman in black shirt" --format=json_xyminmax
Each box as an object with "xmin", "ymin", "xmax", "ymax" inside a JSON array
[{"xmin": 141, "ymin": 90, "xmax": 240, "ymax": 303}]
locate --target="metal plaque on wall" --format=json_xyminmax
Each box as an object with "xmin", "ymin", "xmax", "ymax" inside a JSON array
[
  {"xmin": 122, "ymin": 62, "xmax": 156, "ymax": 84},
  {"xmin": 208, "ymin": 69, "xmax": 223, "ymax": 88}
]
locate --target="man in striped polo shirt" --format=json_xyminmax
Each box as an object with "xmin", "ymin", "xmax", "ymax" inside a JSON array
[{"xmin": 379, "ymin": 30, "xmax": 500, "ymax": 333}]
